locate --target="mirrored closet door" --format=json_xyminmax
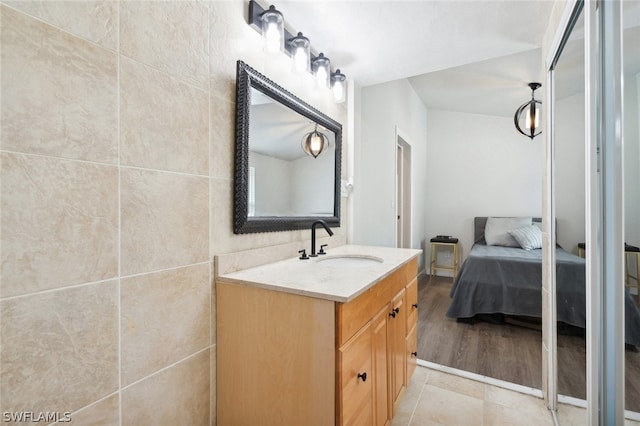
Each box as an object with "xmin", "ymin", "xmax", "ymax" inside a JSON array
[
  {"xmin": 550, "ymin": 0, "xmax": 640, "ymax": 423},
  {"xmin": 623, "ymin": 0, "xmax": 640, "ymax": 416},
  {"xmin": 552, "ymin": 4, "xmax": 587, "ymax": 406}
]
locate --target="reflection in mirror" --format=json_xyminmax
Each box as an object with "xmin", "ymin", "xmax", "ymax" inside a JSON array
[
  {"xmin": 234, "ymin": 61, "xmax": 342, "ymax": 234},
  {"xmin": 623, "ymin": 0, "xmax": 640, "ymax": 415},
  {"xmin": 552, "ymin": 5, "xmax": 587, "ymax": 408},
  {"xmin": 553, "ymin": 2, "xmax": 640, "ymax": 418},
  {"xmin": 248, "ymin": 87, "xmax": 335, "ymax": 217}
]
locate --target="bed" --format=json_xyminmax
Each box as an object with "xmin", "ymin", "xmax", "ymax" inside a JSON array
[{"xmin": 446, "ymin": 216, "xmax": 640, "ymax": 347}]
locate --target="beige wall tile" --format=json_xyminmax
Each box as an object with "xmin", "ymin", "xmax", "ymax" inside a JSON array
[
  {"xmin": 0, "ymin": 281, "xmax": 118, "ymax": 415},
  {"xmin": 120, "ymin": 0, "xmax": 209, "ymax": 90},
  {"xmin": 0, "ymin": 6, "xmax": 117, "ymax": 163},
  {"xmin": 122, "ymin": 349, "xmax": 210, "ymax": 426},
  {"xmin": 120, "ymin": 57, "xmax": 209, "ymax": 175},
  {"xmin": 210, "ymin": 177, "xmax": 300, "ymax": 255},
  {"xmin": 4, "ymin": 1, "xmax": 117, "ymax": 50},
  {"xmin": 210, "ymin": 96, "xmax": 234, "ymax": 179},
  {"xmin": 0, "ymin": 153, "xmax": 118, "ymax": 297},
  {"xmin": 209, "ymin": 1, "xmax": 263, "ymax": 103},
  {"xmin": 55, "ymin": 394, "xmax": 119, "ymax": 426},
  {"xmin": 121, "ymin": 168, "xmax": 209, "ymax": 275},
  {"xmin": 121, "ymin": 264, "xmax": 210, "ymax": 385}
]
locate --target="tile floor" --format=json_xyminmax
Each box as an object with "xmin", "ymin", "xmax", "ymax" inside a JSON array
[{"xmin": 393, "ymin": 365, "xmax": 640, "ymax": 425}]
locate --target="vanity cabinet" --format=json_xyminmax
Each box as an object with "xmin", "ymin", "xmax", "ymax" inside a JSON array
[{"xmin": 217, "ymin": 256, "xmax": 418, "ymax": 426}]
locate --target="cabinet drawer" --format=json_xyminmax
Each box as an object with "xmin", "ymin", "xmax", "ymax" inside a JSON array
[
  {"xmin": 338, "ymin": 323, "xmax": 373, "ymax": 426},
  {"xmin": 406, "ymin": 278, "xmax": 418, "ymax": 331},
  {"xmin": 406, "ymin": 323, "xmax": 418, "ymax": 382},
  {"xmin": 337, "ymin": 258, "xmax": 417, "ymax": 346}
]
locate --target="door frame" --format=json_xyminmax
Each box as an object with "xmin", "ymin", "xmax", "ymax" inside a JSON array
[{"xmin": 395, "ymin": 126, "xmax": 413, "ymax": 249}]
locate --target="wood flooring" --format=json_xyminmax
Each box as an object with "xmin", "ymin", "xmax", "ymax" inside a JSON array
[{"xmin": 417, "ymin": 275, "xmax": 640, "ymax": 413}]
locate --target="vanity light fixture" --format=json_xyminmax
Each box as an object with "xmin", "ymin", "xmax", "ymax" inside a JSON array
[
  {"xmin": 289, "ymin": 32, "xmax": 311, "ymax": 73},
  {"xmin": 247, "ymin": 0, "xmax": 347, "ymax": 103},
  {"xmin": 514, "ymin": 82, "xmax": 542, "ymax": 139},
  {"xmin": 331, "ymin": 69, "xmax": 347, "ymax": 103},
  {"xmin": 302, "ymin": 123, "xmax": 329, "ymax": 159},
  {"xmin": 312, "ymin": 53, "xmax": 331, "ymax": 88},
  {"xmin": 260, "ymin": 5, "xmax": 284, "ymax": 54}
]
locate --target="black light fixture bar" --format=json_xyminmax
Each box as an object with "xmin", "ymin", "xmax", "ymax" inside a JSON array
[{"xmin": 247, "ymin": 1, "xmax": 326, "ymax": 67}]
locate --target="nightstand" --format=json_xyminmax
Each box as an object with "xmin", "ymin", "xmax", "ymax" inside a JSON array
[
  {"xmin": 429, "ymin": 237, "xmax": 459, "ymax": 279},
  {"xmin": 580, "ymin": 242, "xmax": 640, "ymax": 305}
]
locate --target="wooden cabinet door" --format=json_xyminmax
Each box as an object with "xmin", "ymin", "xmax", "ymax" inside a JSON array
[
  {"xmin": 405, "ymin": 277, "xmax": 419, "ymax": 383},
  {"xmin": 338, "ymin": 323, "xmax": 373, "ymax": 426},
  {"xmin": 389, "ymin": 289, "xmax": 406, "ymax": 410},
  {"xmin": 372, "ymin": 305, "xmax": 391, "ymax": 426},
  {"xmin": 406, "ymin": 277, "xmax": 418, "ymax": 332},
  {"xmin": 406, "ymin": 323, "xmax": 418, "ymax": 383}
]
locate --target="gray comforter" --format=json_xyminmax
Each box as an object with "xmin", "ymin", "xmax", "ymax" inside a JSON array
[{"xmin": 446, "ymin": 244, "xmax": 640, "ymax": 347}]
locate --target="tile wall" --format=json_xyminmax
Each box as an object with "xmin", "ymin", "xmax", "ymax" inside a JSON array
[{"xmin": 0, "ymin": 1, "xmax": 347, "ymax": 424}]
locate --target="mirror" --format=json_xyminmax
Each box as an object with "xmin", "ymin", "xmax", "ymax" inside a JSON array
[
  {"xmin": 552, "ymin": 2, "xmax": 587, "ymax": 408},
  {"xmin": 233, "ymin": 61, "xmax": 342, "ymax": 233},
  {"xmin": 623, "ymin": 0, "xmax": 640, "ymax": 415}
]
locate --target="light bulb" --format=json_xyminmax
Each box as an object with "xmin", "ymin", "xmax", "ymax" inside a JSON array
[
  {"xmin": 311, "ymin": 134, "xmax": 323, "ymax": 152},
  {"xmin": 332, "ymin": 81, "xmax": 344, "ymax": 101},
  {"xmin": 315, "ymin": 67, "xmax": 328, "ymax": 88},
  {"xmin": 293, "ymin": 47, "xmax": 308, "ymax": 73},
  {"xmin": 526, "ymin": 104, "xmax": 539, "ymax": 130},
  {"xmin": 264, "ymin": 22, "xmax": 281, "ymax": 54}
]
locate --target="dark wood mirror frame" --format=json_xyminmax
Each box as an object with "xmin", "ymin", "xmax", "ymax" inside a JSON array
[{"xmin": 233, "ymin": 60, "xmax": 342, "ymax": 234}]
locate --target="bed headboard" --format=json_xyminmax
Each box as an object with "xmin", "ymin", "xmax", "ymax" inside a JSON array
[{"xmin": 473, "ymin": 217, "xmax": 542, "ymax": 244}]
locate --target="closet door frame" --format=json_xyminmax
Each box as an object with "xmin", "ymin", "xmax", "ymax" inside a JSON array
[{"xmin": 545, "ymin": 0, "xmax": 625, "ymax": 424}]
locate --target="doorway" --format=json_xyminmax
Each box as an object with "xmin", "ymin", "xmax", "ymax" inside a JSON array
[{"xmin": 396, "ymin": 131, "xmax": 412, "ymax": 249}]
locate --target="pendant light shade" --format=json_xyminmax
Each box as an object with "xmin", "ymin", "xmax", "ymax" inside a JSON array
[
  {"xmin": 331, "ymin": 69, "xmax": 347, "ymax": 103},
  {"xmin": 302, "ymin": 124, "xmax": 329, "ymax": 159},
  {"xmin": 514, "ymin": 82, "xmax": 542, "ymax": 139},
  {"xmin": 260, "ymin": 5, "xmax": 284, "ymax": 54},
  {"xmin": 312, "ymin": 53, "xmax": 331, "ymax": 88},
  {"xmin": 289, "ymin": 32, "xmax": 310, "ymax": 74}
]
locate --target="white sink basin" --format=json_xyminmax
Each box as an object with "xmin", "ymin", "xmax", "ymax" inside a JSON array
[{"xmin": 317, "ymin": 255, "xmax": 383, "ymax": 268}]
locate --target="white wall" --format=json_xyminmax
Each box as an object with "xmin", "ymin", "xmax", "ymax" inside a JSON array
[
  {"xmin": 353, "ymin": 79, "xmax": 428, "ymax": 269},
  {"xmin": 425, "ymin": 110, "xmax": 543, "ymax": 263},
  {"xmin": 291, "ymin": 149, "xmax": 335, "ymax": 215},
  {"xmin": 625, "ymin": 73, "xmax": 640, "ymax": 247},
  {"xmin": 250, "ymin": 152, "xmax": 292, "ymax": 215},
  {"xmin": 555, "ymin": 92, "xmax": 586, "ymax": 252}
]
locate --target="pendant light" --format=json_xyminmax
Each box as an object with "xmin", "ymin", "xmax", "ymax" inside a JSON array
[
  {"xmin": 302, "ymin": 124, "xmax": 329, "ymax": 159},
  {"xmin": 514, "ymin": 82, "xmax": 542, "ymax": 139}
]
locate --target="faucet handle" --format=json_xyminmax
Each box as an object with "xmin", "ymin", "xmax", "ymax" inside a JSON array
[
  {"xmin": 298, "ymin": 249, "xmax": 309, "ymax": 260},
  {"xmin": 318, "ymin": 244, "xmax": 328, "ymax": 255}
]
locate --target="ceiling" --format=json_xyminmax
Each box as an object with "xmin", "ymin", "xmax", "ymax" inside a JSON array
[
  {"xmin": 275, "ymin": 0, "xmax": 557, "ymax": 117},
  {"xmin": 268, "ymin": 0, "xmax": 640, "ymax": 118}
]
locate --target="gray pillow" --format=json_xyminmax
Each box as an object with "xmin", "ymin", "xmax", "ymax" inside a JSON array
[
  {"xmin": 508, "ymin": 225, "xmax": 542, "ymax": 250},
  {"xmin": 484, "ymin": 217, "xmax": 532, "ymax": 247}
]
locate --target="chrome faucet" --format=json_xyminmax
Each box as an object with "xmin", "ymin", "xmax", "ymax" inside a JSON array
[{"xmin": 310, "ymin": 220, "xmax": 333, "ymax": 257}]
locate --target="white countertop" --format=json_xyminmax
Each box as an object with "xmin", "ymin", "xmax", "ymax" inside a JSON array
[{"xmin": 216, "ymin": 245, "xmax": 422, "ymax": 303}]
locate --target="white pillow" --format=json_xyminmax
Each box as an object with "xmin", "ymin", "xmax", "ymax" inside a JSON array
[
  {"xmin": 484, "ymin": 217, "xmax": 532, "ymax": 247},
  {"xmin": 508, "ymin": 225, "xmax": 542, "ymax": 250}
]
